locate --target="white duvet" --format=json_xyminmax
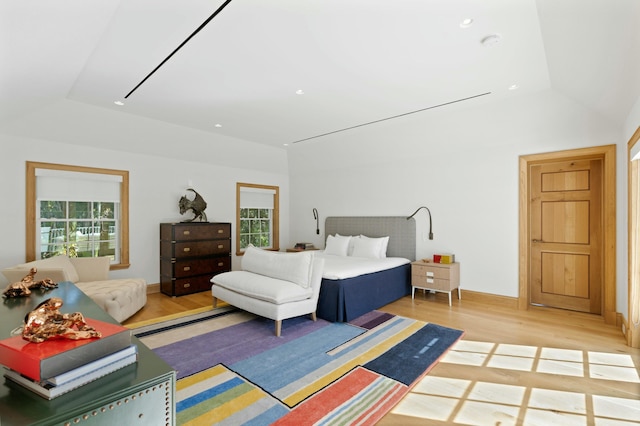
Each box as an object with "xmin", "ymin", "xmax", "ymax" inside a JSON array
[{"xmin": 317, "ymin": 252, "xmax": 410, "ymax": 280}]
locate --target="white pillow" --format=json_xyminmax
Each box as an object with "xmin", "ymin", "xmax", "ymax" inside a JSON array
[
  {"xmin": 360, "ymin": 235, "xmax": 390, "ymax": 258},
  {"xmin": 324, "ymin": 234, "xmax": 351, "ymax": 256},
  {"xmin": 18, "ymin": 255, "xmax": 80, "ymax": 283},
  {"xmin": 241, "ymin": 245, "xmax": 314, "ymax": 288},
  {"xmin": 351, "ymin": 237, "xmax": 383, "ymax": 259},
  {"xmin": 351, "ymin": 235, "xmax": 390, "ymax": 259},
  {"xmin": 337, "ymin": 233, "xmax": 359, "ymax": 256}
]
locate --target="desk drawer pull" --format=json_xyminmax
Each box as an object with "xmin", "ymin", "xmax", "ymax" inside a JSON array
[
  {"xmin": 218, "ymin": 229, "xmax": 224, "ymax": 234},
  {"xmin": 183, "ymin": 230, "xmax": 190, "ymax": 236},
  {"xmin": 183, "ymin": 266, "xmax": 191, "ymax": 272},
  {"xmin": 217, "ymin": 262, "xmax": 224, "ymax": 267},
  {"xmin": 183, "ymin": 283, "xmax": 191, "ymax": 288},
  {"xmin": 183, "ymin": 247, "xmax": 191, "ymax": 253},
  {"xmin": 218, "ymin": 244, "xmax": 224, "ymax": 249}
]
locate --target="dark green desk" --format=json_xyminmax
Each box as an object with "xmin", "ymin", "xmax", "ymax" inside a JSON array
[{"xmin": 0, "ymin": 282, "xmax": 175, "ymax": 426}]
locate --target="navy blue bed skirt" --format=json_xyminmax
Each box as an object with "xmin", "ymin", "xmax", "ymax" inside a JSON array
[{"xmin": 316, "ymin": 263, "xmax": 411, "ymax": 322}]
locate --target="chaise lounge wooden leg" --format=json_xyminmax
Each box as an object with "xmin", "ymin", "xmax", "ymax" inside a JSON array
[
  {"xmin": 311, "ymin": 312, "xmax": 317, "ymax": 321},
  {"xmin": 212, "ymin": 296, "xmax": 218, "ymax": 309},
  {"xmin": 275, "ymin": 320, "xmax": 282, "ymax": 337}
]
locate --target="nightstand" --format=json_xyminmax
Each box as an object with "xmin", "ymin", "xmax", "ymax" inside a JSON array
[{"xmin": 411, "ymin": 261, "xmax": 460, "ymax": 306}]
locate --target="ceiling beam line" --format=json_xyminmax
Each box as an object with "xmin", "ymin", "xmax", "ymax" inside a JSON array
[
  {"xmin": 124, "ymin": 0, "xmax": 234, "ymax": 99},
  {"xmin": 291, "ymin": 92, "xmax": 492, "ymax": 144}
]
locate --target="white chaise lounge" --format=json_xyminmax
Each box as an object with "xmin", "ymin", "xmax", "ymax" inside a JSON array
[
  {"xmin": 2, "ymin": 255, "xmax": 147, "ymax": 323},
  {"xmin": 210, "ymin": 245, "xmax": 325, "ymax": 337}
]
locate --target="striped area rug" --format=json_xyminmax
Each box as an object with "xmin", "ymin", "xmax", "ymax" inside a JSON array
[{"xmin": 133, "ymin": 309, "xmax": 464, "ymax": 425}]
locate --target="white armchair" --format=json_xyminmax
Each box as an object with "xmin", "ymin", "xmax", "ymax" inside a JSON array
[
  {"xmin": 2, "ymin": 255, "xmax": 147, "ymax": 323},
  {"xmin": 211, "ymin": 246, "xmax": 325, "ymax": 337}
]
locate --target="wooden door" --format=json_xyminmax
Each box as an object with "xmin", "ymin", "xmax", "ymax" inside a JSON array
[{"xmin": 529, "ymin": 158, "xmax": 602, "ymax": 313}]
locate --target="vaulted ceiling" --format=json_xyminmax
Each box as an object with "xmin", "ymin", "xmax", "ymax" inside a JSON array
[{"xmin": 2, "ymin": 0, "xmax": 639, "ymax": 148}]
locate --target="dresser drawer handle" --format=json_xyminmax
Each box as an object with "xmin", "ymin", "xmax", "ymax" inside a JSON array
[
  {"xmin": 183, "ymin": 230, "xmax": 190, "ymax": 236},
  {"xmin": 183, "ymin": 247, "xmax": 191, "ymax": 253},
  {"xmin": 426, "ymin": 272, "xmax": 434, "ymax": 277},
  {"xmin": 217, "ymin": 229, "xmax": 224, "ymax": 234},
  {"xmin": 427, "ymin": 278, "xmax": 434, "ymax": 284},
  {"xmin": 183, "ymin": 283, "xmax": 191, "ymax": 288},
  {"xmin": 183, "ymin": 266, "xmax": 191, "ymax": 271},
  {"xmin": 217, "ymin": 262, "xmax": 224, "ymax": 267},
  {"xmin": 218, "ymin": 244, "xmax": 224, "ymax": 249}
]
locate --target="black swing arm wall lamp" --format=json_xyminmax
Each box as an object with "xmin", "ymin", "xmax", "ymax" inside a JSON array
[
  {"xmin": 313, "ymin": 208, "xmax": 320, "ymax": 235},
  {"xmin": 407, "ymin": 206, "xmax": 433, "ymax": 240}
]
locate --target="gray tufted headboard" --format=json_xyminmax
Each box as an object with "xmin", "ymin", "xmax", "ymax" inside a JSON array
[{"xmin": 325, "ymin": 216, "xmax": 416, "ymax": 260}]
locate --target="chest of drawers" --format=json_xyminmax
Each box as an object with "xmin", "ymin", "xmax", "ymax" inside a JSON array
[
  {"xmin": 160, "ymin": 222, "xmax": 231, "ymax": 296},
  {"xmin": 410, "ymin": 261, "xmax": 460, "ymax": 306}
]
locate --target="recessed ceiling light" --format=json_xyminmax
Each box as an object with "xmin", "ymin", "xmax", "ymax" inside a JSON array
[
  {"xmin": 114, "ymin": 100, "xmax": 124, "ymax": 106},
  {"xmin": 508, "ymin": 84, "xmax": 519, "ymax": 91},
  {"xmin": 460, "ymin": 18, "xmax": 474, "ymax": 28},
  {"xmin": 295, "ymin": 89, "xmax": 305, "ymax": 95},
  {"xmin": 214, "ymin": 123, "xmax": 222, "ymax": 128},
  {"xmin": 481, "ymin": 34, "xmax": 502, "ymax": 46}
]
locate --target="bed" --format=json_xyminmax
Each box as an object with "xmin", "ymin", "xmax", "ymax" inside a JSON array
[{"xmin": 316, "ymin": 216, "xmax": 416, "ymax": 322}]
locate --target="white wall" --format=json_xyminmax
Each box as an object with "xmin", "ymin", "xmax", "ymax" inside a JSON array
[
  {"xmin": 288, "ymin": 90, "xmax": 626, "ymax": 306},
  {"xmin": 0, "ymin": 89, "xmax": 633, "ymax": 315},
  {"xmin": 1, "ymin": 99, "xmax": 289, "ymax": 175},
  {"xmin": 0, "ymin": 133, "xmax": 289, "ymax": 286}
]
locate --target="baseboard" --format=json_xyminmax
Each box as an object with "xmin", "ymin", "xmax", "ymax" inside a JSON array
[
  {"xmin": 619, "ymin": 313, "xmax": 629, "ymax": 345},
  {"xmin": 458, "ymin": 290, "xmax": 519, "ymax": 309},
  {"xmin": 463, "ymin": 289, "xmax": 629, "ymax": 343},
  {"xmin": 146, "ymin": 283, "xmax": 160, "ymax": 294}
]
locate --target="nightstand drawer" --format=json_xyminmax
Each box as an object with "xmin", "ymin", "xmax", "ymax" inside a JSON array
[
  {"xmin": 412, "ymin": 264, "xmax": 451, "ymax": 279},
  {"xmin": 411, "ymin": 275, "xmax": 452, "ymax": 291}
]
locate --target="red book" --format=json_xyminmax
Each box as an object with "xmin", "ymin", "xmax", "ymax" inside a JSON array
[{"xmin": 0, "ymin": 318, "xmax": 131, "ymax": 382}]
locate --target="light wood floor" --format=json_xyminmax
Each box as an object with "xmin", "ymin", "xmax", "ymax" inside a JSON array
[{"xmin": 124, "ymin": 291, "xmax": 640, "ymax": 425}]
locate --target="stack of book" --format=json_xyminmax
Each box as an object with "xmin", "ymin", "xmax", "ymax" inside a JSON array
[
  {"xmin": 433, "ymin": 253, "xmax": 456, "ymax": 264},
  {"xmin": 0, "ymin": 318, "xmax": 136, "ymax": 399},
  {"xmin": 294, "ymin": 242, "xmax": 315, "ymax": 250}
]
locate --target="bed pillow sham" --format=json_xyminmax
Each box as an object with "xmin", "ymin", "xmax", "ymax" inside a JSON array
[
  {"xmin": 324, "ymin": 234, "xmax": 351, "ymax": 256},
  {"xmin": 337, "ymin": 233, "xmax": 358, "ymax": 256},
  {"xmin": 351, "ymin": 235, "xmax": 390, "ymax": 259}
]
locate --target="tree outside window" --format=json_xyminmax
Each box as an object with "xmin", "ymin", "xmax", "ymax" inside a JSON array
[
  {"xmin": 236, "ymin": 183, "xmax": 279, "ymax": 255},
  {"xmin": 239, "ymin": 208, "xmax": 272, "ymax": 249},
  {"xmin": 26, "ymin": 162, "xmax": 130, "ymax": 269},
  {"xmin": 40, "ymin": 200, "xmax": 118, "ymax": 260}
]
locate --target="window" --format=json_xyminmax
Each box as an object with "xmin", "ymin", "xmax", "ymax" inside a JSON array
[
  {"xmin": 26, "ymin": 162, "xmax": 130, "ymax": 269},
  {"xmin": 39, "ymin": 201, "xmax": 118, "ymax": 260},
  {"xmin": 236, "ymin": 183, "xmax": 279, "ymax": 255}
]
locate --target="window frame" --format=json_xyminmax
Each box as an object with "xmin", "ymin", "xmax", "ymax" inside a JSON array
[
  {"xmin": 26, "ymin": 162, "xmax": 130, "ymax": 270},
  {"xmin": 236, "ymin": 182, "xmax": 279, "ymax": 255}
]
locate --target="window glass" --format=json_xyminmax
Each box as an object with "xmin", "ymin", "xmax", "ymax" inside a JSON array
[
  {"xmin": 39, "ymin": 200, "xmax": 119, "ymax": 260},
  {"xmin": 27, "ymin": 162, "xmax": 130, "ymax": 269},
  {"xmin": 236, "ymin": 183, "xmax": 279, "ymax": 255}
]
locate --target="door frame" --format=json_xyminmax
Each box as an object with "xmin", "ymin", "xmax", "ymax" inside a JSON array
[
  {"xmin": 627, "ymin": 126, "xmax": 640, "ymax": 347},
  {"xmin": 519, "ymin": 145, "xmax": 617, "ymax": 324}
]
